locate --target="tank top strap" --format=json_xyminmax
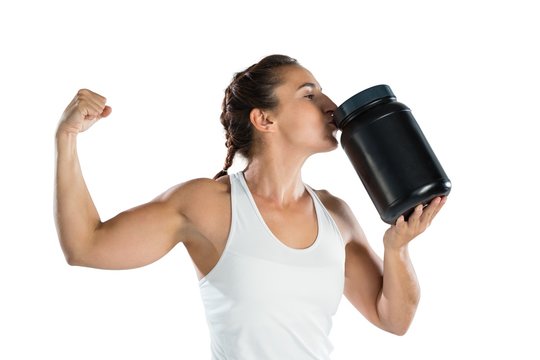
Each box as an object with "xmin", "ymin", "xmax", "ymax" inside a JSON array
[{"xmin": 304, "ymin": 185, "xmax": 345, "ymax": 248}]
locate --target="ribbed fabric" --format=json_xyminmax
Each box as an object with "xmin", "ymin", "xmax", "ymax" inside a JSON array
[{"xmin": 199, "ymin": 172, "xmax": 345, "ymax": 360}]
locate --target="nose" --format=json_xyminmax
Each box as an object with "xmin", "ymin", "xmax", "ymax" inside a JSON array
[{"xmin": 322, "ymin": 93, "xmax": 337, "ymax": 116}]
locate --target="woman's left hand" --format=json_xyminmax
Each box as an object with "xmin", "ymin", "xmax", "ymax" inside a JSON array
[{"xmin": 383, "ymin": 196, "xmax": 447, "ymax": 250}]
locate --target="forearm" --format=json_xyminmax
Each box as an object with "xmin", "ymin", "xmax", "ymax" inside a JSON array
[
  {"xmin": 54, "ymin": 130, "xmax": 101, "ymax": 263},
  {"xmin": 377, "ymin": 245, "xmax": 420, "ymax": 335}
]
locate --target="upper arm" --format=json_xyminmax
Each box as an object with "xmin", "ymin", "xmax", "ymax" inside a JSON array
[
  {"xmin": 79, "ymin": 199, "xmax": 184, "ymax": 270},
  {"xmin": 318, "ymin": 190, "xmax": 385, "ymax": 328},
  {"xmin": 71, "ymin": 179, "xmax": 210, "ymax": 270}
]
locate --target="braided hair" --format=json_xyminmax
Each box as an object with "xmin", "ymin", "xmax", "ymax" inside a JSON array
[{"xmin": 213, "ymin": 55, "xmax": 299, "ymax": 179}]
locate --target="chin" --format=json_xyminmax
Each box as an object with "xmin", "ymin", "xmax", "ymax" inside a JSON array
[
  {"xmin": 328, "ymin": 142, "xmax": 339, "ymax": 152},
  {"xmin": 328, "ymin": 134, "xmax": 339, "ymax": 149},
  {"xmin": 318, "ymin": 138, "xmax": 339, "ymax": 153}
]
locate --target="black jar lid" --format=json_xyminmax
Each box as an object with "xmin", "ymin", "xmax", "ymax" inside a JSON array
[{"xmin": 334, "ymin": 84, "xmax": 395, "ymax": 129}]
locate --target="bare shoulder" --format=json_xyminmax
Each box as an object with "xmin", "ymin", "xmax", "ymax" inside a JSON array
[
  {"xmin": 314, "ymin": 189, "xmax": 352, "ymax": 218},
  {"xmin": 157, "ymin": 176, "xmax": 230, "ymax": 214},
  {"xmin": 158, "ymin": 176, "xmax": 231, "ymax": 227},
  {"xmin": 314, "ymin": 188, "xmax": 365, "ymax": 245}
]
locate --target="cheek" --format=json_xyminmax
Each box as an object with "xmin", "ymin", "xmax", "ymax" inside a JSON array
[
  {"xmin": 292, "ymin": 116, "xmax": 321, "ymax": 138},
  {"xmin": 279, "ymin": 104, "xmax": 324, "ymax": 140}
]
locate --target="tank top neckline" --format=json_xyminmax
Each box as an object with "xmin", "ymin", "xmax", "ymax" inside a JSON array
[{"xmin": 236, "ymin": 171, "xmax": 322, "ymax": 253}]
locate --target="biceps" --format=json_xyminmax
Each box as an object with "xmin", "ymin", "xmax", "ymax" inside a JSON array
[{"xmin": 77, "ymin": 202, "xmax": 184, "ymax": 270}]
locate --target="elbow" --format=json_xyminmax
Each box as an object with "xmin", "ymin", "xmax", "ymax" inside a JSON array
[
  {"xmin": 56, "ymin": 222, "xmax": 101, "ymax": 267},
  {"xmin": 383, "ymin": 295, "xmax": 420, "ymax": 336},
  {"xmin": 383, "ymin": 310, "xmax": 418, "ymax": 336},
  {"xmin": 375, "ymin": 315, "xmax": 414, "ymax": 336},
  {"xmin": 63, "ymin": 249, "xmax": 85, "ymax": 266},
  {"xmin": 377, "ymin": 302, "xmax": 419, "ymax": 337},
  {"xmin": 382, "ymin": 311, "xmax": 418, "ymax": 336},
  {"xmin": 64, "ymin": 253, "xmax": 82, "ymax": 266},
  {"xmin": 377, "ymin": 318, "xmax": 412, "ymax": 336},
  {"xmin": 387, "ymin": 324, "xmax": 410, "ymax": 336},
  {"xmin": 60, "ymin": 240, "xmax": 90, "ymax": 267}
]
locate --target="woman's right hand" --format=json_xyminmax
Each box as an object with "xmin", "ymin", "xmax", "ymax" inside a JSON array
[{"xmin": 57, "ymin": 89, "xmax": 112, "ymax": 135}]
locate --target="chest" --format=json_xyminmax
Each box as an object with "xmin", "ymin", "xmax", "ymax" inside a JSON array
[
  {"xmin": 252, "ymin": 194, "xmax": 319, "ymax": 250},
  {"xmin": 209, "ymin": 253, "xmax": 345, "ymax": 313}
]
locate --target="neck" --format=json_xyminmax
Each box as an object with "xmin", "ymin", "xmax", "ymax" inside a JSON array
[{"xmin": 242, "ymin": 149, "xmax": 308, "ymax": 207}]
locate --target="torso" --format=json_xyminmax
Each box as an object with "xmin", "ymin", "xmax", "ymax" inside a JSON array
[
  {"xmin": 196, "ymin": 172, "xmax": 347, "ymax": 359},
  {"xmin": 176, "ymin": 175, "xmax": 334, "ymax": 281}
]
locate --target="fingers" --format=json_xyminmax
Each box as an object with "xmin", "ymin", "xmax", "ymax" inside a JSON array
[
  {"xmin": 415, "ymin": 196, "xmax": 447, "ymax": 228},
  {"xmin": 386, "ymin": 197, "xmax": 447, "ymax": 248},
  {"xmin": 404, "ymin": 197, "xmax": 445, "ymax": 228},
  {"xmin": 425, "ymin": 196, "xmax": 446, "ymax": 219},
  {"xmin": 76, "ymin": 89, "xmax": 109, "ymax": 120},
  {"xmin": 429, "ymin": 196, "xmax": 446, "ymax": 220},
  {"xmin": 77, "ymin": 88, "xmax": 107, "ymax": 105},
  {"xmin": 411, "ymin": 203, "xmax": 424, "ymax": 221}
]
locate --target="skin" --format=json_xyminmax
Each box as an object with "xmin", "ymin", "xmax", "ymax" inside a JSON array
[{"xmin": 54, "ymin": 65, "xmax": 446, "ymax": 337}]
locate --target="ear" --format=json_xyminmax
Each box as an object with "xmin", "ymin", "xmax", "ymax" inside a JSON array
[{"xmin": 249, "ymin": 108, "xmax": 275, "ymax": 133}]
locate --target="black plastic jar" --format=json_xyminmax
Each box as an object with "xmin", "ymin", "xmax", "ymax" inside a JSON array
[{"xmin": 334, "ymin": 84, "xmax": 451, "ymax": 224}]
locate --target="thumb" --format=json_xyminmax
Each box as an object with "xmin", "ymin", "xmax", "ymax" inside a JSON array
[{"xmin": 101, "ymin": 105, "xmax": 112, "ymax": 118}]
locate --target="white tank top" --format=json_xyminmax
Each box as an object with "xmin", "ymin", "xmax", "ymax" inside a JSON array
[{"xmin": 199, "ymin": 172, "xmax": 345, "ymax": 359}]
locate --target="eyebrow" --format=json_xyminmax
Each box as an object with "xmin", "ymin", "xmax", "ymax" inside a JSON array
[{"xmin": 297, "ymin": 82, "xmax": 322, "ymax": 92}]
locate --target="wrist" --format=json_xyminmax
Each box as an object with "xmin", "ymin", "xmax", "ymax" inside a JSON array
[
  {"xmin": 55, "ymin": 126, "xmax": 79, "ymax": 143},
  {"xmin": 383, "ymin": 241, "xmax": 410, "ymax": 256},
  {"xmin": 55, "ymin": 128, "xmax": 79, "ymax": 159}
]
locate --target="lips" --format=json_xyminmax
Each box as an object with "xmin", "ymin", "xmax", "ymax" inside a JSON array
[{"xmin": 328, "ymin": 112, "xmax": 337, "ymax": 127}]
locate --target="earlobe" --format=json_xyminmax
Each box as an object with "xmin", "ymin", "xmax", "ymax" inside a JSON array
[{"xmin": 250, "ymin": 108, "xmax": 275, "ymax": 132}]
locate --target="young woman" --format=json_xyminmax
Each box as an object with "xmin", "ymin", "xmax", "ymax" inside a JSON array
[{"xmin": 54, "ymin": 54, "xmax": 446, "ymax": 359}]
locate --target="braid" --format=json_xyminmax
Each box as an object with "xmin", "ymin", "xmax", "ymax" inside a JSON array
[
  {"xmin": 224, "ymin": 135, "xmax": 236, "ymax": 171},
  {"xmin": 213, "ymin": 131, "xmax": 238, "ymax": 180},
  {"xmin": 214, "ymin": 87, "xmax": 236, "ymax": 180}
]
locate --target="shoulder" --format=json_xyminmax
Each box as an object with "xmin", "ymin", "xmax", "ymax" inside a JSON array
[
  {"xmin": 156, "ymin": 176, "xmax": 231, "ymax": 213},
  {"xmin": 313, "ymin": 189, "xmax": 352, "ymax": 218},
  {"xmin": 313, "ymin": 188, "xmax": 365, "ymax": 245}
]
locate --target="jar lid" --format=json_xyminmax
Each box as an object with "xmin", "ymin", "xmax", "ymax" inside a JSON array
[{"xmin": 334, "ymin": 84, "xmax": 395, "ymax": 129}]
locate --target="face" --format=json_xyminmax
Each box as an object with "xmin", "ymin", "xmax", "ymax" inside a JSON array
[{"xmin": 266, "ymin": 65, "xmax": 338, "ymax": 154}]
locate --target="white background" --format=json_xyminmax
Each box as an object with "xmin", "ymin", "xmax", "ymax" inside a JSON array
[{"xmin": 1, "ymin": 0, "xmax": 538, "ymax": 358}]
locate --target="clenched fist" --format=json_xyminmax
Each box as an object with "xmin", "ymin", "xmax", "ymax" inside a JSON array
[{"xmin": 57, "ymin": 89, "xmax": 112, "ymax": 135}]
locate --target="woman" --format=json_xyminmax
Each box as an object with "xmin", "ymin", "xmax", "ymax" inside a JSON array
[{"xmin": 54, "ymin": 54, "xmax": 446, "ymax": 359}]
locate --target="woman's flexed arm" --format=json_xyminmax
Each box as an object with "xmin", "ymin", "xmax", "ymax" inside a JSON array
[{"xmin": 54, "ymin": 89, "xmax": 185, "ymax": 269}]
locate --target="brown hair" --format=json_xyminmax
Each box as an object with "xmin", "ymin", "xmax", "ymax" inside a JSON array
[{"xmin": 213, "ymin": 54, "xmax": 299, "ymax": 179}]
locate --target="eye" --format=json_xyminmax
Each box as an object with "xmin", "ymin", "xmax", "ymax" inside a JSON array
[{"xmin": 304, "ymin": 94, "xmax": 315, "ymax": 100}]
